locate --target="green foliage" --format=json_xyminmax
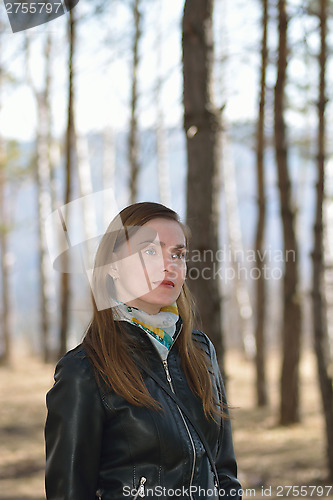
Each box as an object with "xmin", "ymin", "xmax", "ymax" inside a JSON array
[{"xmin": 2, "ymin": 140, "xmax": 34, "ymax": 181}]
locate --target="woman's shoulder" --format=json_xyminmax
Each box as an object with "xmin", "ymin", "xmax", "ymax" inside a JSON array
[
  {"xmin": 192, "ymin": 329, "xmax": 215, "ymax": 356},
  {"xmin": 53, "ymin": 344, "xmax": 95, "ymax": 383},
  {"xmin": 57, "ymin": 343, "xmax": 88, "ymax": 364},
  {"xmin": 46, "ymin": 344, "xmax": 107, "ymax": 419},
  {"xmin": 191, "ymin": 329, "xmax": 221, "ymax": 376}
]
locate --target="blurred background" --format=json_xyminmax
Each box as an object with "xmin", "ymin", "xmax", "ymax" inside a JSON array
[{"xmin": 0, "ymin": 0, "xmax": 333, "ymax": 498}]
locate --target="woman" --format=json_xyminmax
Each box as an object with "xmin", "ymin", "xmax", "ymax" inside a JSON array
[{"xmin": 45, "ymin": 202, "xmax": 242, "ymax": 500}]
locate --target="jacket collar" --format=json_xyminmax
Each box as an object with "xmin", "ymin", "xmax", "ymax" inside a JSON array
[{"xmin": 118, "ymin": 316, "xmax": 183, "ymax": 358}]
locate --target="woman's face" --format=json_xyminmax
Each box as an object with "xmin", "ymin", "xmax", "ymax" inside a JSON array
[{"xmin": 109, "ymin": 218, "xmax": 187, "ymax": 314}]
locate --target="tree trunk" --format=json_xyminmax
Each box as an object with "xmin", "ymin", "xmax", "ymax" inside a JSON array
[
  {"xmin": 26, "ymin": 33, "xmax": 55, "ymax": 363},
  {"xmin": 182, "ymin": 0, "xmax": 224, "ymax": 367},
  {"xmin": 312, "ymin": 0, "xmax": 333, "ymax": 479},
  {"xmin": 255, "ymin": 0, "xmax": 269, "ymax": 407},
  {"xmin": 36, "ymin": 103, "xmax": 54, "ymax": 362},
  {"xmin": 274, "ymin": 0, "xmax": 302, "ymax": 425},
  {"xmin": 128, "ymin": 0, "xmax": 141, "ymax": 204},
  {"xmin": 103, "ymin": 127, "xmax": 116, "ymax": 191},
  {"xmin": 156, "ymin": 107, "xmax": 171, "ymax": 207},
  {"xmin": 59, "ymin": 8, "xmax": 76, "ymax": 359},
  {"xmin": 76, "ymin": 133, "xmax": 97, "ymax": 258},
  {"xmin": 155, "ymin": 0, "xmax": 171, "ymax": 207},
  {"xmin": 45, "ymin": 33, "xmax": 58, "ymax": 214},
  {"xmin": 221, "ymin": 132, "xmax": 254, "ymax": 358},
  {"xmin": 0, "ymin": 164, "xmax": 11, "ymax": 365},
  {"xmin": 0, "ymin": 21, "xmax": 11, "ymax": 365}
]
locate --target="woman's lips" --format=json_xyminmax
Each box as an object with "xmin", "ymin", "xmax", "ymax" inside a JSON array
[{"xmin": 154, "ymin": 280, "xmax": 175, "ymax": 288}]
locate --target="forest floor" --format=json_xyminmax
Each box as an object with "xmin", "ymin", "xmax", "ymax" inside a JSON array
[{"xmin": 0, "ymin": 349, "xmax": 332, "ymax": 500}]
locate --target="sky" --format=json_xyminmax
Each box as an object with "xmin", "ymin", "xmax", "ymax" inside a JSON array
[{"xmin": 0, "ymin": 0, "xmax": 263, "ymax": 142}]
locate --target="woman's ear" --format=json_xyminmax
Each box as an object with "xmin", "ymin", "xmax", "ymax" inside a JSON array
[{"xmin": 108, "ymin": 265, "xmax": 119, "ymax": 281}]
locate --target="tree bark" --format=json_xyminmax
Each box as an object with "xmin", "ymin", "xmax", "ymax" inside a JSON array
[
  {"xmin": 59, "ymin": 8, "xmax": 76, "ymax": 358},
  {"xmin": 274, "ymin": 0, "xmax": 302, "ymax": 424},
  {"xmin": 182, "ymin": 0, "xmax": 224, "ymax": 366},
  {"xmin": 155, "ymin": 0, "xmax": 171, "ymax": 207},
  {"xmin": 76, "ymin": 133, "xmax": 97, "ymax": 257},
  {"xmin": 26, "ymin": 33, "xmax": 54, "ymax": 363},
  {"xmin": 221, "ymin": 132, "xmax": 254, "ymax": 358},
  {"xmin": 0, "ymin": 20, "xmax": 11, "ymax": 365},
  {"xmin": 128, "ymin": 0, "xmax": 141, "ymax": 204},
  {"xmin": 45, "ymin": 33, "xmax": 58, "ymax": 214},
  {"xmin": 255, "ymin": 0, "xmax": 269, "ymax": 407},
  {"xmin": 312, "ymin": 0, "xmax": 333, "ymax": 479},
  {"xmin": 0, "ymin": 163, "xmax": 11, "ymax": 365}
]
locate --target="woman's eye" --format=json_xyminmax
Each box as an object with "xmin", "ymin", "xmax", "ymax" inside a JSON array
[
  {"xmin": 172, "ymin": 252, "xmax": 186, "ymax": 260},
  {"xmin": 144, "ymin": 247, "xmax": 157, "ymax": 256}
]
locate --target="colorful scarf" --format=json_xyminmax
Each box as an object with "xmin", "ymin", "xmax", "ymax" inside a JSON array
[{"xmin": 113, "ymin": 301, "xmax": 179, "ymax": 350}]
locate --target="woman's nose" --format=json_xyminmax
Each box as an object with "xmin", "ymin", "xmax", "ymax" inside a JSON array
[{"xmin": 162, "ymin": 252, "xmax": 173, "ymax": 271}]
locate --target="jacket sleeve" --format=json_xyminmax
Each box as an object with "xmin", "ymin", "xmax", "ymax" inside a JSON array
[
  {"xmin": 207, "ymin": 339, "xmax": 242, "ymax": 500},
  {"xmin": 45, "ymin": 351, "xmax": 106, "ymax": 500}
]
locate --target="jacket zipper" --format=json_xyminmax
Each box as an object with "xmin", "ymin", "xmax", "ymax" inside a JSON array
[
  {"xmin": 166, "ymin": 327, "xmax": 222, "ymax": 492},
  {"xmin": 135, "ymin": 321, "xmax": 197, "ymax": 499},
  {"xmin": 162, "ymin": 357, "xmax": 196, "ymax": 500},
  {"xmin": 133, "ymin": 476, "xmax": 146, "ymax": 499},
  {"xmin": 132, "ymin": 322, "xmax": 221, "ymax": 495}
]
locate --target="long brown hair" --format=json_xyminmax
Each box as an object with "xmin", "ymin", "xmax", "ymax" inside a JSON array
[{"xmin": 83, "ymin": 202, "xmax": 225, "ymax": 420}]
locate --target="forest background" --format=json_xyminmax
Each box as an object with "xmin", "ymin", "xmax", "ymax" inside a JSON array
[{"xmin": 0, "ymin": 0, "xmax": 333, "ymax": 498}]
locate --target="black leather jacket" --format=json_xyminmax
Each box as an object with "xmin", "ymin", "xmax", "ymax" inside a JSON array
[{"xmin": 45, "ymin": 319, "xmax": 241, "ymax": 500}]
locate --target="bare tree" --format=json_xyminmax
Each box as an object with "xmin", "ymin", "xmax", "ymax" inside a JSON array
[
  {"xmin": 0, "ymin": 151, "xmax": 11, "ymax": 365},
  {"xmin": 182, "ymin": 0, "xmax": 224, "ymax": 365},
  {"xmin": 221, "ymin": 132, "xmax": 254, "ymax": 358},
  {"xmin": 155, "ymin": 0, "xmax": 171, "ymax": 207},
  {"xmin": 312, "ymin": 0, "xmax": 333, "ymax": 479},
  {"xmin": 0, "ymin": 19, "xmax": 11, "ymax": 365},
  {"xmin": 255, "ymin": 0, "xmax": 269, "ymax": 407},
  {"xmin": 59, "ymin": 8, "xmax": 77, "ymax": 358},
  {"xmin": 76, "ymin": 133, "xmax": 97, "ymax": 248},
  {"xmin": 103, "ymin": 127, "xmax": 116, "ymax": 194},
  {"xmin": 128, "ymin": 0, "xmax": 142, "ymax": 204},
  {"xmin": 274, "ymin": 0, "xmax": 302, "ymax": 424},
  {"xmin": 25, "ymin": 33, "xmax": 55, "ymax": 362}
]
